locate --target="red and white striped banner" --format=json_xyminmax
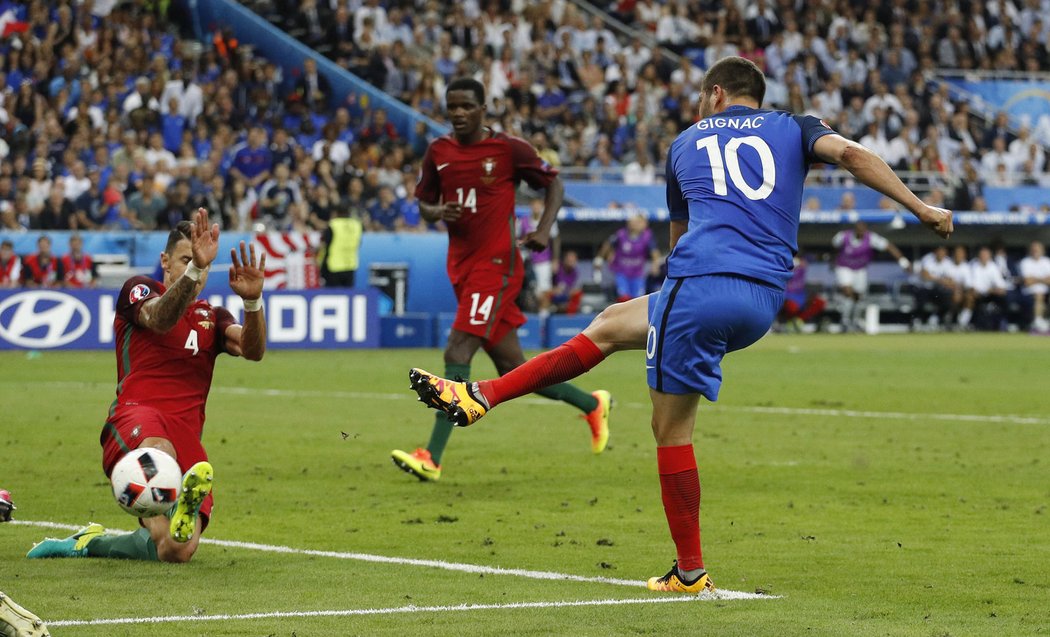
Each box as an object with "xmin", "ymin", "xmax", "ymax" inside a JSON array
[{"xmin": 253, "ymin": 232, "xmax": 321, "ymax": 290}]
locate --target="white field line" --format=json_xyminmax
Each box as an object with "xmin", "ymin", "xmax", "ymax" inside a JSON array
[
  {"xmin": 12, "ymin": 520, "xmax": 773, "ymax": 601},
  {"xmin": 11, "ymin": 380, "xmax": 1050, "ymax": 426},
  {"xmin": 45, "ymin": 595, "xmax": 757, "ymax": 628}
]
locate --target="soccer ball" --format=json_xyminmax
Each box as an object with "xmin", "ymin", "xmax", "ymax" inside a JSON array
[{"xmin": 110, "ymin": 448, "xmax": 182, "ymax": 517}]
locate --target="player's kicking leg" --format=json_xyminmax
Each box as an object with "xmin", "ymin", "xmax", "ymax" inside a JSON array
[
  {"xmin": 410, "ymin": 294, "xmax": 651, "ymax": 428},
  {"xmin": 0, "ymin": 591, "xmax": 50, "ymax": 637}
]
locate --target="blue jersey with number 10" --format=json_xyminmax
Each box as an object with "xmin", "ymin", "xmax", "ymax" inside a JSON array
[{"xmin": 665, "ymin": 105, "xmax": 835, "ymax": 288}]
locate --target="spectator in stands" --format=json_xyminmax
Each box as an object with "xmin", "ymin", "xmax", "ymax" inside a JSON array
[
  {"xmin": 60, "ymin": 234, "xmax": 97, "ymax": 289},
  {"xmin": 197, "ymin": 174, "xmax": 233, "ymax": 231},
  {"xmin": 157, "ymin": 179, "xmax": 193, "ymax": 231},
  {"xmin": 25, "ymin": 158, "xmax": 51, "ymax": 215},
  {"xmin": 1020, "ymin": 241, "xmax": 1050, "ymax": 333},
  {"xmin": 226, "ymin": 177, "xmax": 258, "ymax": 232},
  {"xmin": 63, "ymin": 161, "xmax": 91, "ymax": 202},
  {"xmin": 0, "ymin": 240, "xmax": 21, "ymax": 288},
  {"xmin": 980, "ymin": 137, "xmax": 1015, "ymax": 182},
  {"xmin": 124, "ymin": 179, "xmax": 165, "ymax": 231},
  {"xmin": 543, "ymin": 250, "xmax": 584, "ymax": 315},
  {"xmin": 21, "ymin": 235, "xmax": 59, "ymax": 288},
  {"xmin": 596, "ymin": 213, "xmax": 660, "ymax": 302},
  {"xmin": 357, "ymin": 108, "xmax": 398, "ymax": 147},
  {"xmin": 258, "ymin": 163, "xmax": 303, "ymax": 231},
  {"xmin": 831, "ymin": 218, "xmax": 911, "ymax": 331},
  {"xmin": 950, "ymin": 162, "xmax": 986, "ymax": 211},
  {"xmin": 367, "ymin": 185, "xmax": 401, "ymax": 232},
  {"xmin": 319, "ymin": 200, "xmax": 363, "ymax": 288},
  {"xmin": 623, "ymin": 152, "xmax": 657, "ymax": 185},
  {"xmin": 229, "ymin": 126, "xmax": 273, "ymax": 190},
  {"xmin": 37, "ymin": 185, "xmax": 74, "ymax": 230}
]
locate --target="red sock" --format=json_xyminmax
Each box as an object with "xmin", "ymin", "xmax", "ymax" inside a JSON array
[
  {"xmin": 477, "ymin": 334, "xmax": 605, "ymax": 407},
  {"xmin": 657, "ymin": 444, "xmax": 703, "ymax": 571}
]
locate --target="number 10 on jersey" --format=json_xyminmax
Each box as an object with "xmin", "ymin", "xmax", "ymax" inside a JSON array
[
  {"xmin": 456, "ymin": 187, "xmax": 477, "ymax": 214},
  {"xmin": 695, "ymin": 135, "xmax": 776, "ymax": 201}
]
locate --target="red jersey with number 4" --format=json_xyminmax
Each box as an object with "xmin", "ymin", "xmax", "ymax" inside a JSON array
[
  {"xmin": 112, "ymin": 276, "xmax": 236, "ymax": 432},
  {"xmin": 415, "ymin": 131, "xmax": 558, "ymax": 283}
]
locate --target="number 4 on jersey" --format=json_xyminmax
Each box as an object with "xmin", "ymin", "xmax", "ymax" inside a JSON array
[
  {"xmin": 184, "ymin": 329, "xmax": 199, "ymax": 356},
  {"xmin": 456, "ymin": 187, "xmax": 477, "ymax": 214}
]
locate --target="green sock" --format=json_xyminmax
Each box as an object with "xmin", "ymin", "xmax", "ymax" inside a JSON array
[
  {"xmin": 85, "ymin": 527, "xmax": 158, "ymax": 561},
  {"xmin": 535, "ymin": 382, "xmax": 599, "ymax": 414},
  {"xmin": 426, "ymin": 362, "xmax": 470, "ymax": 466}
]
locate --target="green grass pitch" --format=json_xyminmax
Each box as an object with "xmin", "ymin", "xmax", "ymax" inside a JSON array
[{"xmin": 2, "ymin": 334, "xmax": 1049, "ymax": 636}]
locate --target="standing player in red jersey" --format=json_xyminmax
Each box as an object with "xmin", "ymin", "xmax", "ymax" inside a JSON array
[
  {"xmin": 28, "ymin": 208, "xmax": 267, "ymax": 563},
  {"xmin": 392, "ymin": 78, "xmax": 612, "ymax": 482}
]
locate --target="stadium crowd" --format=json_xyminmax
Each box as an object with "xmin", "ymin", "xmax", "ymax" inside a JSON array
[
  {"xmin": 0, "ymin": 0, "xmax": 1049, "ymax": 241},
  {"xmin": 267, "ymin": 0, "xmax": 1050, "ymax": 195}
]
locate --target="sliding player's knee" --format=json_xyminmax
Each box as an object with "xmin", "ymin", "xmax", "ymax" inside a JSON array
[{"xmin": 140, "ymin": 437, "xmax": 178, "ymax": 460}]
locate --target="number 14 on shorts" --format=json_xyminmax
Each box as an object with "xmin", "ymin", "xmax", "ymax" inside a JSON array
[{"xmin": 468, "ymin": 293, "xmax": 493, "ymax": 325}]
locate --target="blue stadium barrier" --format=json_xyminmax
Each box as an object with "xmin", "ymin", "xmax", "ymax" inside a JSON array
[
  {"xmin": 545, "ymin": 314, "xmax": 596, "ymax": 347},
  {"xmin": 179, "ymin": 0, "xmax": 447, "ymax": 145},
  {"xmin": 517, "ymin": 313, "xmax": 544, "ymax": 350},
  {"xmin": 379, "ymin": 313, "xmax": 434, "ymax": 348},
  {"xmin": 434, "ymin": 312, "xmax": 457, "ymax": 349}
]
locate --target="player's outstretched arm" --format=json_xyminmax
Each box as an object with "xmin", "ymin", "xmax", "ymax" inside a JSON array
[
  {"xmin": 813, "ymin": 135, "xmax": 953, "ymax": 239},
  {"xmin": 226, "ymin": 240, "xmax": 267, "ymax": 361},
  {"xmin": 139, "ymin": 208, "xmax": 219, "ymax": 334}
]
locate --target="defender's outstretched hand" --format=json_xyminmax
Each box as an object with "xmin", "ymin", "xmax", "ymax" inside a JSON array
[
  {"xmin": 229, "ymin": 240, "xmax": 266, "ymax": 301},
  {"xmin": 190, "ymin": 207, "xmax": 220, "ymax": 268}
]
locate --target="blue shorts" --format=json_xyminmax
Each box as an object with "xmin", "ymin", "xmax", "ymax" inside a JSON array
[
  {"xmin": 615, "ymin": 273, "xmax": 647, "ymax": 299},
  {"xmin": 646, "ymin": 275, "xmax": 783, "ymax": 400}
]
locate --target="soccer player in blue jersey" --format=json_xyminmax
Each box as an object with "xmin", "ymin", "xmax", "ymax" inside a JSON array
[{"xmin": 410, "ymin": 57, "xmax": 953, "ymax": 593}]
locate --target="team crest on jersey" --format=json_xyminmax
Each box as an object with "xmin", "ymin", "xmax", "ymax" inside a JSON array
[
  {"xmin": 129, "ymin": 284, "xmax": 151, "ymax": 304},
  {"xmin": 198, "ymin": 321, "xmax": 214, "ymax": 330},
  {"xmin": 481, "ymin": 157, "xmax": 497, "ymax": 184}
]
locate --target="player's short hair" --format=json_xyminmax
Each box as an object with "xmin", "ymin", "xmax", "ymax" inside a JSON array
[
  {"xmin": 446, "ymin": 77, "xmax": 485, "ymax": 105},
  {"xmin": 164, "ymin": 220, "xmax": 193, "ymax": 255},
  {"xmin": 1, "ymin": 239, "xmax": 12, "ymax": 249},
  {"xmin": 701, "ymin": 56, "xmax": 765, "ymax": 106}
]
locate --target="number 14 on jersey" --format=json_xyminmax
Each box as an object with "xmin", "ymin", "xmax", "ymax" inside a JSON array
[{"xmin": 455, "ymin": 187, "xmax": 477, "ymax": 214}]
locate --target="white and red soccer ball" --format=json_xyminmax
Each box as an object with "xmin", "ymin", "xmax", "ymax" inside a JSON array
[{"xmin": 110, "ymin": 448, "xmax": 182, "ymax": 517}]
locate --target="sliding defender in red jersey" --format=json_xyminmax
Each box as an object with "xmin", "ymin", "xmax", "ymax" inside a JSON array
[{"xmin": 28, "ymin": 208, "xmax": 267, "ymax": 563}]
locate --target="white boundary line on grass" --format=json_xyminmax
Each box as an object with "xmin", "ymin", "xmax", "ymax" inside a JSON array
[
  {"xmin": 13, "ymin": 520, "xmax": 774, "ymax": 602},
  {"xmin": 43, "ymin": 595, "xmax": 738, "ymax": 627},
  {"xmin": 14, "ymin": 381, "xmax": 1050, "ymax": 426}
]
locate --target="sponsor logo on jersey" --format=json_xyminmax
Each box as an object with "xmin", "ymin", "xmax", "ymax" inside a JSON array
[
  {"xmin": 481, "ymin": 157, "xmax": 497, "ymax": 184},
  {"xmin": 0, "ymin": 290, "xmax": 91, "ymax": 348},
  {"xmin": 129, "ymin": 284, "xmax": 151, "ymax": 304}
]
